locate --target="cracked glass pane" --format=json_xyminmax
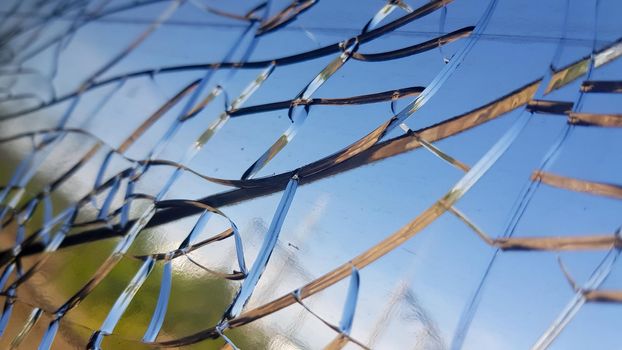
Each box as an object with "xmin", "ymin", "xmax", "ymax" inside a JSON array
[{"xmin": 0, "ymin": 0, "xmax": 621, "ymax": 349}]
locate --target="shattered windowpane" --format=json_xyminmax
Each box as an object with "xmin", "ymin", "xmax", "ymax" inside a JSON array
[{"xmin": 0, "ymin": 0, "xmax": 621, "ymax": 349}]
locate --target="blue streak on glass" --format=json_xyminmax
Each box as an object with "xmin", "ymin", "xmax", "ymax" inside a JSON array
[
  {"xmin": 339, "ymin": 266, "xmax": 360, "ymax": 335},
  {"xmin": 142, "ymin": 260, "xmax": 172, "ymax": 342},
  {"xmin": 225, "ymin": 176, "xmax": 299, "ymax": 319}
]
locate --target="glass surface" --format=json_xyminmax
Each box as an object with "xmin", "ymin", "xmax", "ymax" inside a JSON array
[{"xmin": 0, "ymin": 0, "xmax": 621, "ymax": 349}]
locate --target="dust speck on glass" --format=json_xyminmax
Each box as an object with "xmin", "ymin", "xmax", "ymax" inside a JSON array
[{"xmin": 0, "ymin": 0, "xmax": 621, "ymax": 349}]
